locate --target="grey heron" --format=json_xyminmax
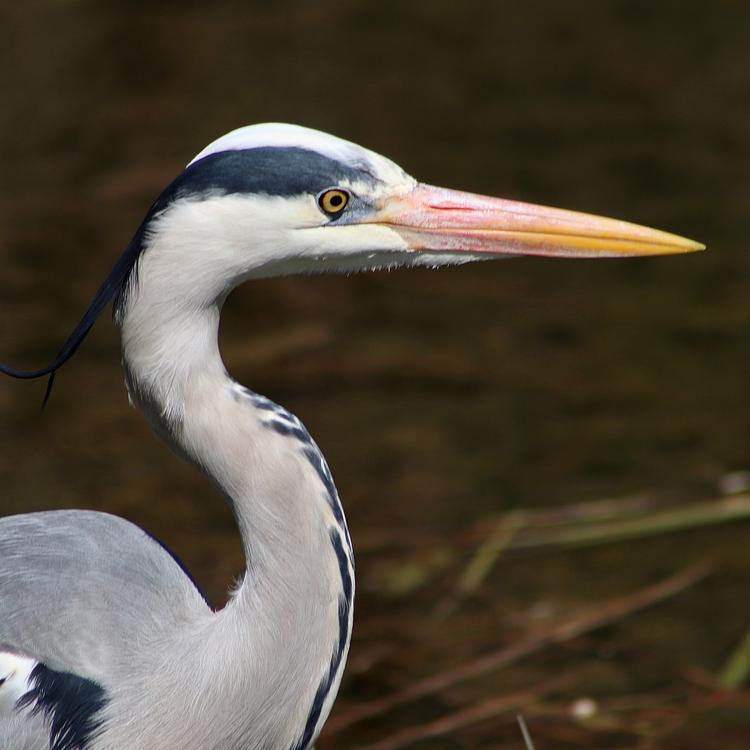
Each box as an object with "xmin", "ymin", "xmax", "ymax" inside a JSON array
[{"xmin": 0, "ymin": 123, "xmax": 702, "ymax": 750}]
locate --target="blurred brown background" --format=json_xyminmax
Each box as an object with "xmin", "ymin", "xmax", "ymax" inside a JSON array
[{"xmin": 1, "ymin": 1, "xmax": 749, "ymax": 747}]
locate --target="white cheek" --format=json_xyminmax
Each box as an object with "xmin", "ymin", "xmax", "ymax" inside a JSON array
[
  {"xmin": 298, "ymin": 224, "xmax": 410, "ymax": 259},
  {"xmin": 146, "ymin": 194, "xmax": 324, "ymax": 286}
]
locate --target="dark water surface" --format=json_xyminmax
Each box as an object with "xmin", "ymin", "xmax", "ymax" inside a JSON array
[{"xmin": 2, "ymin": 2, "xmax": 750, "ymax": 747}]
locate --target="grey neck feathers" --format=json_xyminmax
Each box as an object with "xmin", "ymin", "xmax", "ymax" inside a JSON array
[{"xmin": 117, "ymin": 269, "xmax": 354, "ymax": 748}]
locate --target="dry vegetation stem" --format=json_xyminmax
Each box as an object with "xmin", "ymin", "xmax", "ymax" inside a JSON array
[
  {"xmin": 327, "ymin": 561, "xmax": 712, "ymax": 734},
  {"xmin": 351, "ymin": 674, "xmax": 572, "ymax": 750}
]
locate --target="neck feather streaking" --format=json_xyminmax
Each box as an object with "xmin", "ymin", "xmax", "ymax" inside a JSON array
[{"xmin": 118, "ymin": 258, "xmax": 354, "ymax": 748}]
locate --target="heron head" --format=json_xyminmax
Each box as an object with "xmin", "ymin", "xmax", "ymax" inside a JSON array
[{"xmin": 120, "ymin": 122, "xmax": 703, "ymax": 313}]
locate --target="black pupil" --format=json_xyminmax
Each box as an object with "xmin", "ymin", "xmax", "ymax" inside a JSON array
[{"xmin": 329, "ymin": 194, "xmax": 343, "ymax": 207}]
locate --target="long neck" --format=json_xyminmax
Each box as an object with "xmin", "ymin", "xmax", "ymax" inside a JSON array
[{"xmin": 119, "ymin": 282, "xmax": 354, "ymax": 749}]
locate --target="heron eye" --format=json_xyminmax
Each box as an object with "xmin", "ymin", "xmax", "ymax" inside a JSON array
[{"xmin": 318, "ymin": 188, "xmax": 350, "ymax": 215}]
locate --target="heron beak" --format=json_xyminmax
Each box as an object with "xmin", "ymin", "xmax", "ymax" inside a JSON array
[{"xmin": 376, "ymin": 184, "xmax": 704, "ymax": 258}]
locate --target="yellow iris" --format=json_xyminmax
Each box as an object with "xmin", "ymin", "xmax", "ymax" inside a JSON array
[{"xmin": 318, "ymin": 189, "xmax": 350, "ymax": 215}]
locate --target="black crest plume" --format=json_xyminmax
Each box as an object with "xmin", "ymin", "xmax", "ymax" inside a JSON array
[{"xmin": 0, "ymin": 234, "xmax": 145, "ymax": 407}]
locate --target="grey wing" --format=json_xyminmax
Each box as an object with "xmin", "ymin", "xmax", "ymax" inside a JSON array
[{"xmin": 0, "ymin": 510, "xmax": 212, "ymax": 746}]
